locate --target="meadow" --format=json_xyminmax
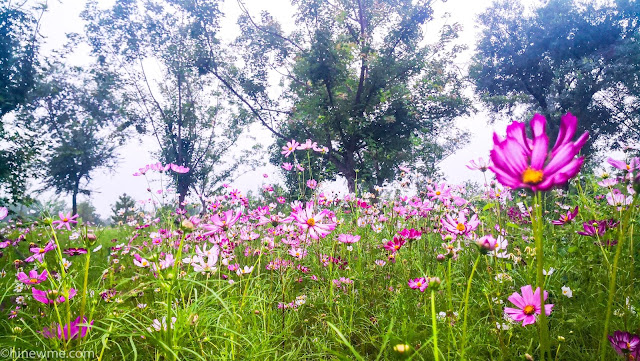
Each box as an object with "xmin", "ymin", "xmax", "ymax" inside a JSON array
[{"xmin": 0, "ymin": 113, "xmax": 639, "ymax": 361}]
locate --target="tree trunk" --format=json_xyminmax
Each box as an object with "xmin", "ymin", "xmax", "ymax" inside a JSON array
[{"xmin": 72, "ymin": 185, "xmax": 78, "ymax": 216}]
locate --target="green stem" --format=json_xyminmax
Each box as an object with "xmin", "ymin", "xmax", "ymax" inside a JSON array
[
  {"xmin": 431, "ymin": 290, "xmax": 439, "ymax": 361},
  {"xmin": 460, "ymin": 254, "xmax": 481, "ymax": 360},
  {"xmin": 533, "ymin": 191, "xmax": 550, "ymax": 361},
  {"xmin": 599, "ymin": 196, "xmax": 639, "ymax": 361}
]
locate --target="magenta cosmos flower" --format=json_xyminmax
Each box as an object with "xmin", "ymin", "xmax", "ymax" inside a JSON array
[
  {"xmin": 42, "ymin": 316, "xmax": 93, "ymax": 340},
  {"xmin": 32, "ymin": 288, "xmax": 77, "ymax": 305},
  {"xmin": 504, "ymin": 285, "xmax": 553, "ymax": 326},
  {"xmin": 281, "ymin": 140, "xmax": 300, "ymax": 157},
  {"xmin": 551, "ymin": 206, "xmax": 579, "ymax": 226},
  {"xmin": 489, "ymin": 113, "xmax": 589, "ymax": 191},
  {"xmin": 337, "ymin": 234, "xmax": 360, "ymax": 244},
  {"xmin": 609, "ymin": 330, "xmax": 640, "ymax": 358},
  {"xmin": 52, "ymin": 212, "xmax": 79, "ymax": 230},
  {"xmin": 291, "ymin": 202, "xmax": 336, "ymax": 239},
  {"xmin": 17, "ymin": 269, "xmax": 48, "ymax": 285},
  {"xmin": 408, "ymin": 277, "xmax": 428, "ymax": 292}
]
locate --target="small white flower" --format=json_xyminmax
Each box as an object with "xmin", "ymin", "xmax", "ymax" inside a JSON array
[
  {"xmin": 496, "ymin": 322, "xmax": 511, "ymax": 330},
  {"xmin": 561, "ymin": 285, "xmax": 573, "ymax": 298},
  {"xmin": 543, "ymin": 268, "xmax": 555, "ymax": 276},
  {"xmin": 14, "ymin": 282, "xmax": 24, "ymax": 292},
  {"xmin": 69, "ymin": 232, "xmax": 80, "ymax": 240},
  {"xmin": 62, "ymin": 258, "xmax": 72, "ymax": 269}
]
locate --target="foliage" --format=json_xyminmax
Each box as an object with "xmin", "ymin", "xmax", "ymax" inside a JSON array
[
  {"xmin": 471, "ymin": 0, "xmax": 640, "ymax": 156},
  {"xmin": 82, "ymin": 0, "xmax": 258, "ymax": 206},
  {"xmin": 110, "ymin": 193, "xmax": 137, "ymax": 225},
  {"xmin": 77, "ymin": 200, "xmax": 103, "ymax": 226}
]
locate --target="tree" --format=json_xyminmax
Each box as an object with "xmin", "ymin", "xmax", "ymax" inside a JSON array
[
  {"xmin": 82, "ymin": 0, "xmax": 256, "ymax": 207},
  {"xmin": 111, "ymin": 193, "xmax": 137, "ymax": 225},
  {"xmin": 19, "ymin": 60, "xmax": 121, "ymax": 215},
  {"xmin": 191, "ymin": 0, "xmax": 471, "ymax": 192},
  {"xmin": 0, "ymin": 1, "xmax": 46, "ymax": 204},
  {"xmin": 471, "ymin": 0, "xmax": 640, "ymax": 157},
  {"xmin": 77, "ymin": 200, "xmax": 102, "ymax": 225}
]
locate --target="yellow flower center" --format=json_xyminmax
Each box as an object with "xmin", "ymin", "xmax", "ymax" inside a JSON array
[
  {"xmin": 63, "ymin": 218, "xmax": 69, "ymax": 222},
  {"xmin": 456, "ymin": 223, "xmax": 466, "ymax": 232},
  {"xmin": 523, "ymin": 305, "xmax": 536, "ymax": 315},
  {"xmin": 306, "ymin": 218, "xmax": 316, "ymax": 226},
  {"xmin": 522, "ymin": 168, "xmax": 544, "ymax": 185},
  {"xmin": 39, "ymin": 249, "xmax": 45, "ymax": 254},
  {"xmin": 435, "ymin": 191, "xmax": 441, "ymax": 195},
  {"xmin": 30, "ymin": 278, "xmax": 38, "ymax": 283},
  {"xmin": 416, "ymin": 281, "xmax": 422, "ymax": 287}
]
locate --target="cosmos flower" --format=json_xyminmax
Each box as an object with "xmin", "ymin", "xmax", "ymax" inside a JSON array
[
  {"xmin": 42, "ymin": 316, "xmax": 93, "ymax": 340},
  {"xmin": 25, "ymin": 241, "xmax": 57, "ymax": 263},
  {"xmin": 441, "ymin": 212, "xmax": 480, "ymax": 236},
  {"xmin": 466, "ymin": 157, "xmax": 492, "ymax": 172},
  {"xmin": 32, "ymin": 288, "xmax": 77, "ymax": 305},
  {"xmin": 561, "ymin": 285, "xmax": 573, "ymax": 298},
  {"xmin": 201, "ymin": 210, "xmax": 243, "ymax": 235},
  {"xmin": 489, "ymin": 113, "xmax": 588, "ymax": 192},
  {"xmin": 608, "ymin": 331, "xmax": 640, "ymax": 358},
  {"xmin": 282, "ymin": 162, "xmax": 293, "ymax": 171},
  {"xmin": 0, "ymin": 207, "xmax": 7, "ymax": 220},
  {"xmin": 608, "ymin": 157, "xmax": 640, "ymax": 172},
  {"xmin": 16, "ymin": 269, "xmax": 48, "ymax": 285},
  {"xmin": 383, "ymin": 237, "xmax": 406, "ymax": 254},
  {"xmin": 290, "ymin": 202, "xmax": 336, "ymax": 239},
  {"xmin": 63, "ymin": 248, "xmax": 88, "ymax": 256},
  {"xmin": 426, "ymin": 183, "xmax": 451, "ymax": 201},
  {"xmin": 504, "ymin": 285, "xmax": 553, "ymax": 326},
  {"xmin": 552, "ymin": 206, "xmax": 579, "ymax": 225},
  {"xmin": 52, "ymin": 212, "xmax": 79, "ymax": 231},
  {"xmin": 281, "ymin": 140, "xmax": 300, "ymax": 157},
  {"xmin": 408, "ymin": 277, "xmax": 428, "ymax": 292},
  {"xmin": 337, "ymin": 234, "xmax": 360, "ymax": 244},
  {"xmin": 577, "ymin": 220, "xmax": 607, "ymax": 237}
]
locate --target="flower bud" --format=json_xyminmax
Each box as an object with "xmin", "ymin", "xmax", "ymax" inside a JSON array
[
  {"xmin": 436, "ymin": 254, "xmax": 446, "ymax": 262},
  {"xmin": 181, "ymin": 219, "xmax": 195, "ymax": 233},
  {"xmin": 393, "ymin": 344, "xmax": 411, "ymax": 354}
]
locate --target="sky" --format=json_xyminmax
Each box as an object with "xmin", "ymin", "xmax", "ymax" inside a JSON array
[{"xmin": 35, "ymin": 0, "xmax": 515, "ymax": 219}]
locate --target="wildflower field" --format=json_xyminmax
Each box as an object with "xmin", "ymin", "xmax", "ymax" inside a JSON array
[{"xmin": 0, "ymin": 113, "xmax": 639, "ymax": 361}]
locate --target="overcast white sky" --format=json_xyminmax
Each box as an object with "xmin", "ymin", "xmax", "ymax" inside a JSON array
[{"xmin": 35, "ymin": 0, "xmax": 517, "ymax": 218}]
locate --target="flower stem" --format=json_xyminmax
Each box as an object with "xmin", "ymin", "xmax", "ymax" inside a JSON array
[
  {"xmin": 532, "ymin": 191, "xmax": 550, "ymax": 361},
  {"xmin": 460, "ymin": 254, "xmax": 481, "ymax": 360},
  {"xmin": 431, "ymin": 290, "xmax": 439, "ymax": 361},
  {"xmin": 599, "ymin": 196, "xmax": 639, "ymax": 361}
]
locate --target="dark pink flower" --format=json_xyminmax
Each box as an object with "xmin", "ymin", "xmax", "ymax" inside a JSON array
[
  {"xmin": 42, "ymin": 316, "xmax": 93, "ymax": 340},
  {"xmin": 408, "ymin": 277, "xmax": 428, "ymax": 292},
  {"xmin": 551, "ymin": 206, "xmax": 579, "ymax": 225},
  {"xmin": 489, "ymin": 113, "xmax": 588, "ymax": 191},
  {"xmin": 608, "ymin": 330, "xmax": 640, "ymax": 358},
  {"xmin": 32, "ymin": 288, "xmax": 77, "ymax": 305}
]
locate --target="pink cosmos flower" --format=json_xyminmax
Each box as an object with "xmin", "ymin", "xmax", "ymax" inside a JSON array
[
  {"xmin": 608, "ymin": 157, "xmax": 640, "ymax": 172},
  {"xmin": 42, "ymin": 316, "xmax": 93, "ymax": 340},
  {"xmin": 288, "ymin": 247, "xmax": 308, "ymax": 259},
  {"xmin": 17, "ymin": 269, "xmax": 48, "ymax": 285},
  {"xmin": 290, "ymin": 202, "xmax": 336, "ymax": 239},
  {"xmin": 504, "ymin": 285, "xmax": 553, "ymax": 326},
  {"xmin": 32, "ymin": 288, "xmax": 77, "ymax": 305},
  {"xmin": 466, "ymin": 157, "xmax": 492, "ymax": 172},
  {"xmin": 282, "ymin": 162, "xmax": 293, "ymax": 171},
  {"xmin": 426, "ymin": 183, "xmax": 451, "ymax": 201},
  {"xmin": 0, "ymin": 207, "xmax": 7, "ymax": 220},
  {"xmin": 337, "ymin": 234, "xmax": 360, "ymax": 244},
  {"xmin": 607, "ymin": 190, "xmax": 633, "ymax": 209},
  {"xmin": 408, "ymin": 277, "xmax": 428, "ymax": 292},
  {"xmin": 281, "ymin": 140, "xmax": 300, "ymax": 157},
  {"xmin": 52, "ymin": 212, "xmax": 79, "ymax": 230},
  {"xmin": 551, "ymin": 206, "xmax": 579, "ymax": 225},
  {"xmin": 25, "ymin": 241, "xmax": 57, "ymax": 263},
  {"xmin": 306, "ymin": 179, "xmax": 318, "ymax": 189},
  {"xmin": 489, "ymin": 113, "xmax": 589, "ymax": 191},
  {"xmin": 201, "ymin": 210, "xmax": 243, "ymax": 235},
  {"xmin": 441, "ymin": 212, "xmax": 480, "ymax": 236},
  {"xmin": 298, "ymin": 139, "xmax": 317, "ymax": 150}
]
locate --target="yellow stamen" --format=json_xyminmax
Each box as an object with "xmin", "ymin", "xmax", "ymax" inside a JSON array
[
  {"xmin": 523, "ymin": 305, "xmax": 535, "ymax": 315},
  {"xmin": 522, "ymin": 168, "xmax": 544, "ymax": 185},
  {"xmin": 306, "ymin": 218, "xmax": 316, "ymax": 226},
  {"xmin": 456, "ymin": 223, "xmax": 466, "ymax": 232}
]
